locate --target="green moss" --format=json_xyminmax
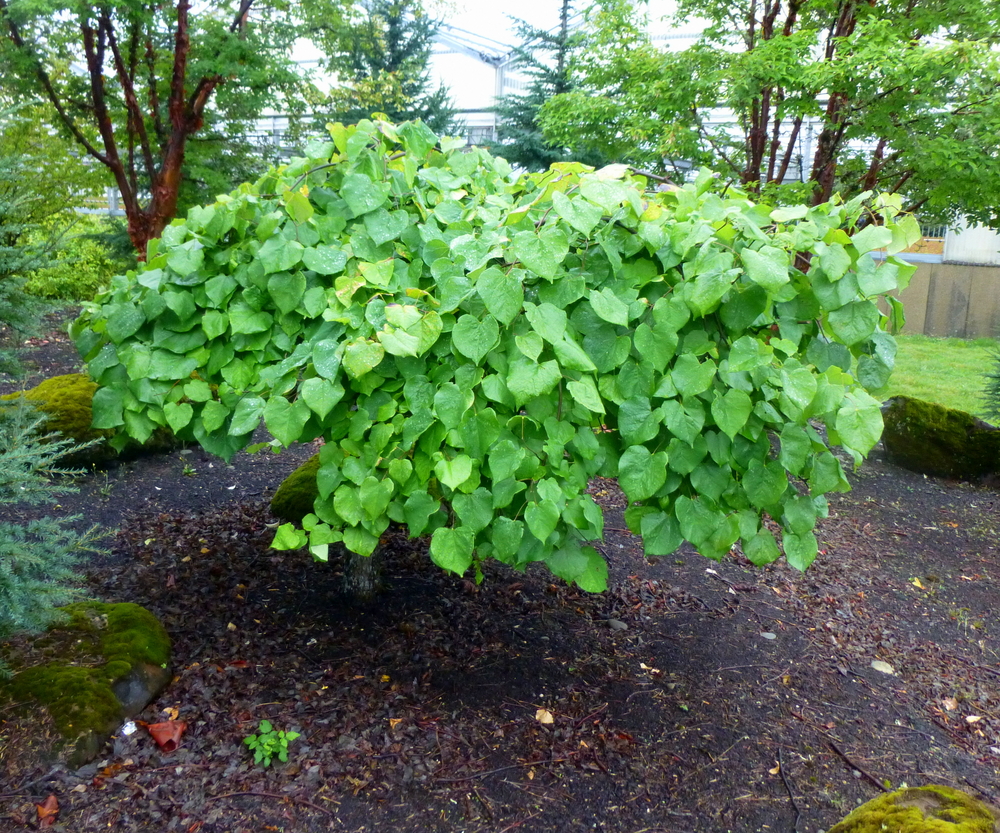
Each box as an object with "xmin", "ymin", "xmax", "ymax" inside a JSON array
[
  {"xmin": 829, "ymin": 785, "xmax": 999, "ymax": 833},
  {"xmin": 0, "ymin": 601, "xmax": 171, "ymax": 757},
  {"xmin": 271, "ymin": 453, "xmax": 321, "ymax": 524},
  {"xmin": 0, "ymin": 373, "xmax": 176, "ymax": 463},
  {"xmin": 1, "ymin": 373, "xmax": 109, "ymax": 448},
  {"xmin": 882, "ymin": 396, "xmax": 1000, "ymax": 480}
]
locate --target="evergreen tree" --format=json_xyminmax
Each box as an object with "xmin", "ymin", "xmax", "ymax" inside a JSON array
[
  {"xmin": 0, "ymin": 399, "xmax": 104, "ymax": 670},
  {"xmin": 492, "ymin": 0, "xmax": 604, "ymax": 171},
  {"xmin": 313, "ymin": 0, "xmax": 458, "ymax": 134}
]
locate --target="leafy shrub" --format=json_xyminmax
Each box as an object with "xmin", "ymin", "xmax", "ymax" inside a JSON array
[
  {"xmin": 0, "ymin": 373, "xmax": 176, "ymax": 464},
  {"xmin": 25, "ymin": 215, "xmax": 137, "ymax": 301},
  {"xmin": 72, "ymin": 119, "xmax": 919, "ymax": 591}
]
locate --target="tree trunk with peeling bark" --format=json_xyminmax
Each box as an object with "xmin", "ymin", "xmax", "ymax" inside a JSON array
[{"xmin": 0, "ymin": 0, "xmax": 260, "ymax": 257}]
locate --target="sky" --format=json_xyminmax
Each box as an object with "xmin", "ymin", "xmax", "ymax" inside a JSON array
[{"xmin": 447, "ymin": 1, "xmax": 562, "ymax": 48}]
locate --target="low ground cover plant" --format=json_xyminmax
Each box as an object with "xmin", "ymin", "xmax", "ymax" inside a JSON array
[
  {"xmin": 73, "ymin": 119, "xmax": 918, "ymax": 591},
  {"xmin": 244, "ymin": 720, "xmax": 300, "ymax": 767}
]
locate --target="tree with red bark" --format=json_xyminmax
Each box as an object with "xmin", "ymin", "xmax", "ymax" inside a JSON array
[
  {"xmin": 540, "ymin": 0, "xmax": 1000, "ymax": 227},
  {"xmin": 0, "ymin": 1, "xmax": 346, "ymax": 256}
]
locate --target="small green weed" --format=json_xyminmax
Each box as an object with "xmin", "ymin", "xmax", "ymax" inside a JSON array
[{"xmin": 243, "ymin": 720, "xmax": 300, "ymax": 767}]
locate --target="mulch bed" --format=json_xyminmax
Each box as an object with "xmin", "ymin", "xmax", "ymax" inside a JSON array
[{"xmin": 1, "ymin": 309, "xmax": 999, "ymax": 832}]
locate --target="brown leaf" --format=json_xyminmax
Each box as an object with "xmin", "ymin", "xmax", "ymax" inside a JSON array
[
  {"xmin": 36, "ymin": 794, "xmax": 58, "ymax": 827},
  {"xmin": 147, "ymin": 720, "xmax": 188, "ymax": 752}
]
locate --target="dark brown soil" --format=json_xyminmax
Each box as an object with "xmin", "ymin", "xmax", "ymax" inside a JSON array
[{"xmin": 2, "ymin": 310, "xmax": 1000, "ymax": 833}]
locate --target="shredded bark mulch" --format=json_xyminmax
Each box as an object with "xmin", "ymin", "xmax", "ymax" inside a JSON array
[{"xmin": 1, "ymin": 309, "xmax": 999, "ymax": 832}]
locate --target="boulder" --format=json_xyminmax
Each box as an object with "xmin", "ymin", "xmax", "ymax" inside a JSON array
[
  {"xmin": 271, "ymin": 452, "xmax": 321, "ymax": 523},
  {"xmin": 0, "ymin": 373, "xmax": 174, "ymax": 464},
  {"xmin": 0, "ymin": 602, "xmax": 172, "ymax": 768},
  {"xmin": 828, "ymin": 785, "xmax": 999, "ymax": 832},
  {"xmin": 881, "ymin": 396, "xmax": 1000, "ymax": 481}
]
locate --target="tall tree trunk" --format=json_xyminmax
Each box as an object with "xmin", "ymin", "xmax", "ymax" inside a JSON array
[{"xmin": 342, "ymin": 547, "xmax": 384, "ymax": 604}]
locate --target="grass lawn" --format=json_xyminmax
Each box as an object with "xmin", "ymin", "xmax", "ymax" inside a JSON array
[{"xmin": 875, "ymin": 334, "xmax": 999, "ymax": 420}]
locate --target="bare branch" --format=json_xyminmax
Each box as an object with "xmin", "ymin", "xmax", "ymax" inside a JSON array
[
  {"xmin": 100, "ymin": 10, "xmax": 157, "ymax": 196},
  {"xmin": 774, "ymin": 119, "xmax": 802, "ymax": 184}
]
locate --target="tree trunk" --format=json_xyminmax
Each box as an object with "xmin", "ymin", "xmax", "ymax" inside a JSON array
[{"xmin": 342, "ymin": 546, "xmax": 384, "ymax": 604}]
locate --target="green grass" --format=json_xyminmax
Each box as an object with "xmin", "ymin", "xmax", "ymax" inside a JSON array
[{"xmin": 875, "ymin": 334, "xmax": 999, "ymax": 420}]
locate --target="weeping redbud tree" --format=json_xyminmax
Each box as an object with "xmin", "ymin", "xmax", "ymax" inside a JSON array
[{"xmin": 72, "ymin": 119, "xmax": 918, "ymax": 596}]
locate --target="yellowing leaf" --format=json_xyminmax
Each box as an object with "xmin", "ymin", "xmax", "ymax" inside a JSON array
[
  {"xmin": 911, "ymin": 577, "xmax": 924, "ymax": 589},
  {"xmin": 535, "ymin": 708, "xmax": 555, "ymax": 725}
]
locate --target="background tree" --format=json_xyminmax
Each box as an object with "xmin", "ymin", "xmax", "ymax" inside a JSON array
[
  {"xmin": 306, "ymin": 0, "xmax": 458, "ymax": 134},
  {"xmin": 492, "ymin": 0, "xmax": 605, "ymax": 171},
  {"xmin": 0, "ymin": 1, "xmax": 346, "ymax": 256},
  {"xmin": 540, "ymin": 0, "xmax": 1000, "ymax": 226}
]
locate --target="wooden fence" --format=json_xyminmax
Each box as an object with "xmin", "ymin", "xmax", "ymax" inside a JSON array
[{"xmin": 893, "ymin": 262, "xmax": 1000, "ymax": 339}]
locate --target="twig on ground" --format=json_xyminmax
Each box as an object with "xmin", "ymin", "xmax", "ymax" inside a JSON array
[
  {"xmin": 497, "ymin": 810, "xmax": 541, "ymax": 833},
  {"xmin": 826, "ymin": 740, "xmax": 888, "ymax": 793},
  {"xmin": 206, "ymin": 790, "xmax": 333, "ymax": 817},
  {"xmin": 950, "ymin": 655, "xmax": 1000, "ymax": 679},
  {"xmin": 572, "ymin": 703, "xmax": 608, "ymax": 729},
  {"xmin": 962, "ymin": 776, "xmax": 1000, "ymax": 804},
  {"xmin": 777, "ymin": 747, "xmax": 801, "ymax": 832},
  {"xmin": 435, "ymin": 758, "xmax": 568, "ymax": 783}
]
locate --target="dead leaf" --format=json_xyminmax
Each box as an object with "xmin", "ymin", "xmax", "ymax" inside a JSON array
[
  {"xmin": 147, "ymin": 720, "xmax": 187, "ymax": 752},
  {"xmin": 36, "ymin": 794, "xmax": 58, "ymax": 827},
  {"xmin": 535, "ymin": 708, "xmax": 555, "ymax": 725},
  {"xmin": 768, "ymin": 763, "xmax": 780, "ymax": 775},
  {"xmin": 870, "ymin": 660, "xmax": 895, "ymax": 675},
  {"xmin": 943, "ymin": 698, "xmax": 959, "ymax": 711},
  {"xmin": 911, "ymin": 578, "xmax": 924, "ymax": 589},
  {"xmin": 70, "ymin": 783, "xmax": 87, "ymax": 793},
  {"xmin": 966, "ymin": 715, "xmax": 983, "ymax": 724},
  {"xmin": 163, "ymin": 706, "xmax": 180, "ymax": 720},
  {"xmin": 389, "ymin": 718, "xmax": 402, "ymax": 730}
]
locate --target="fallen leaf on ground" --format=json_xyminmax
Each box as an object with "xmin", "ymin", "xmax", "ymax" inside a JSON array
[
  {"xmin": 36, "ymin": 794, "xmax": 58, "ymax": 827},
  {"xmin": 870, "ymin": 660, "xmax": 895, "ymax": 675},
  {"xmin": 148, "ymin": 720, "xmax": 188, "ymax": 752},
  {"xmin": 535, "ymin": 708, "xmax": 554, "ymax": 725}
]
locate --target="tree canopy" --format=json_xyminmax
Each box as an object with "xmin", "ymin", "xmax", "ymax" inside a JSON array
[
  {"xmin": 73, "ymin": 119, "xmax": 915, "ymax": 592},
  {"xmin": 306, "ymin": 0, "xmax": 458, "ymax": 135},
  {"xmin": 540, "ymin": 0, "xmax": 1000, "ymax": 226},
  {"xmin": 0, "ymin": 0, "xmax": 346, "ymax": 255},
  {"xmin": 492, "ymin": 0, "xmax": 605, "ymax": 172}
]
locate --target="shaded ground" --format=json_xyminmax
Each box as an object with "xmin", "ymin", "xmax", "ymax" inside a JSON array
[{"xmin": 2, "ymin": 311, "xmax": 999, "ymax": 832}]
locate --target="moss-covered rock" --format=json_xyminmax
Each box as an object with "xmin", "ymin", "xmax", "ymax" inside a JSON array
[
  {"xmin": 828, "ymin": 785, "xmax": 1000, "ymax": 832},
  {"xmin": 0, "ymin": 601, "xmax": 172, "ymax": 767},
  {"xmin": 881, "ymin": 396, "xmax": 1000, "ymax": 481},
  {"xmin": 0, "ymin": 373, "xmax": 174, "ymax": 464},
  {"xmin": 271, "ymin": 452, "xmax": 321, "ymax": 523}
]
